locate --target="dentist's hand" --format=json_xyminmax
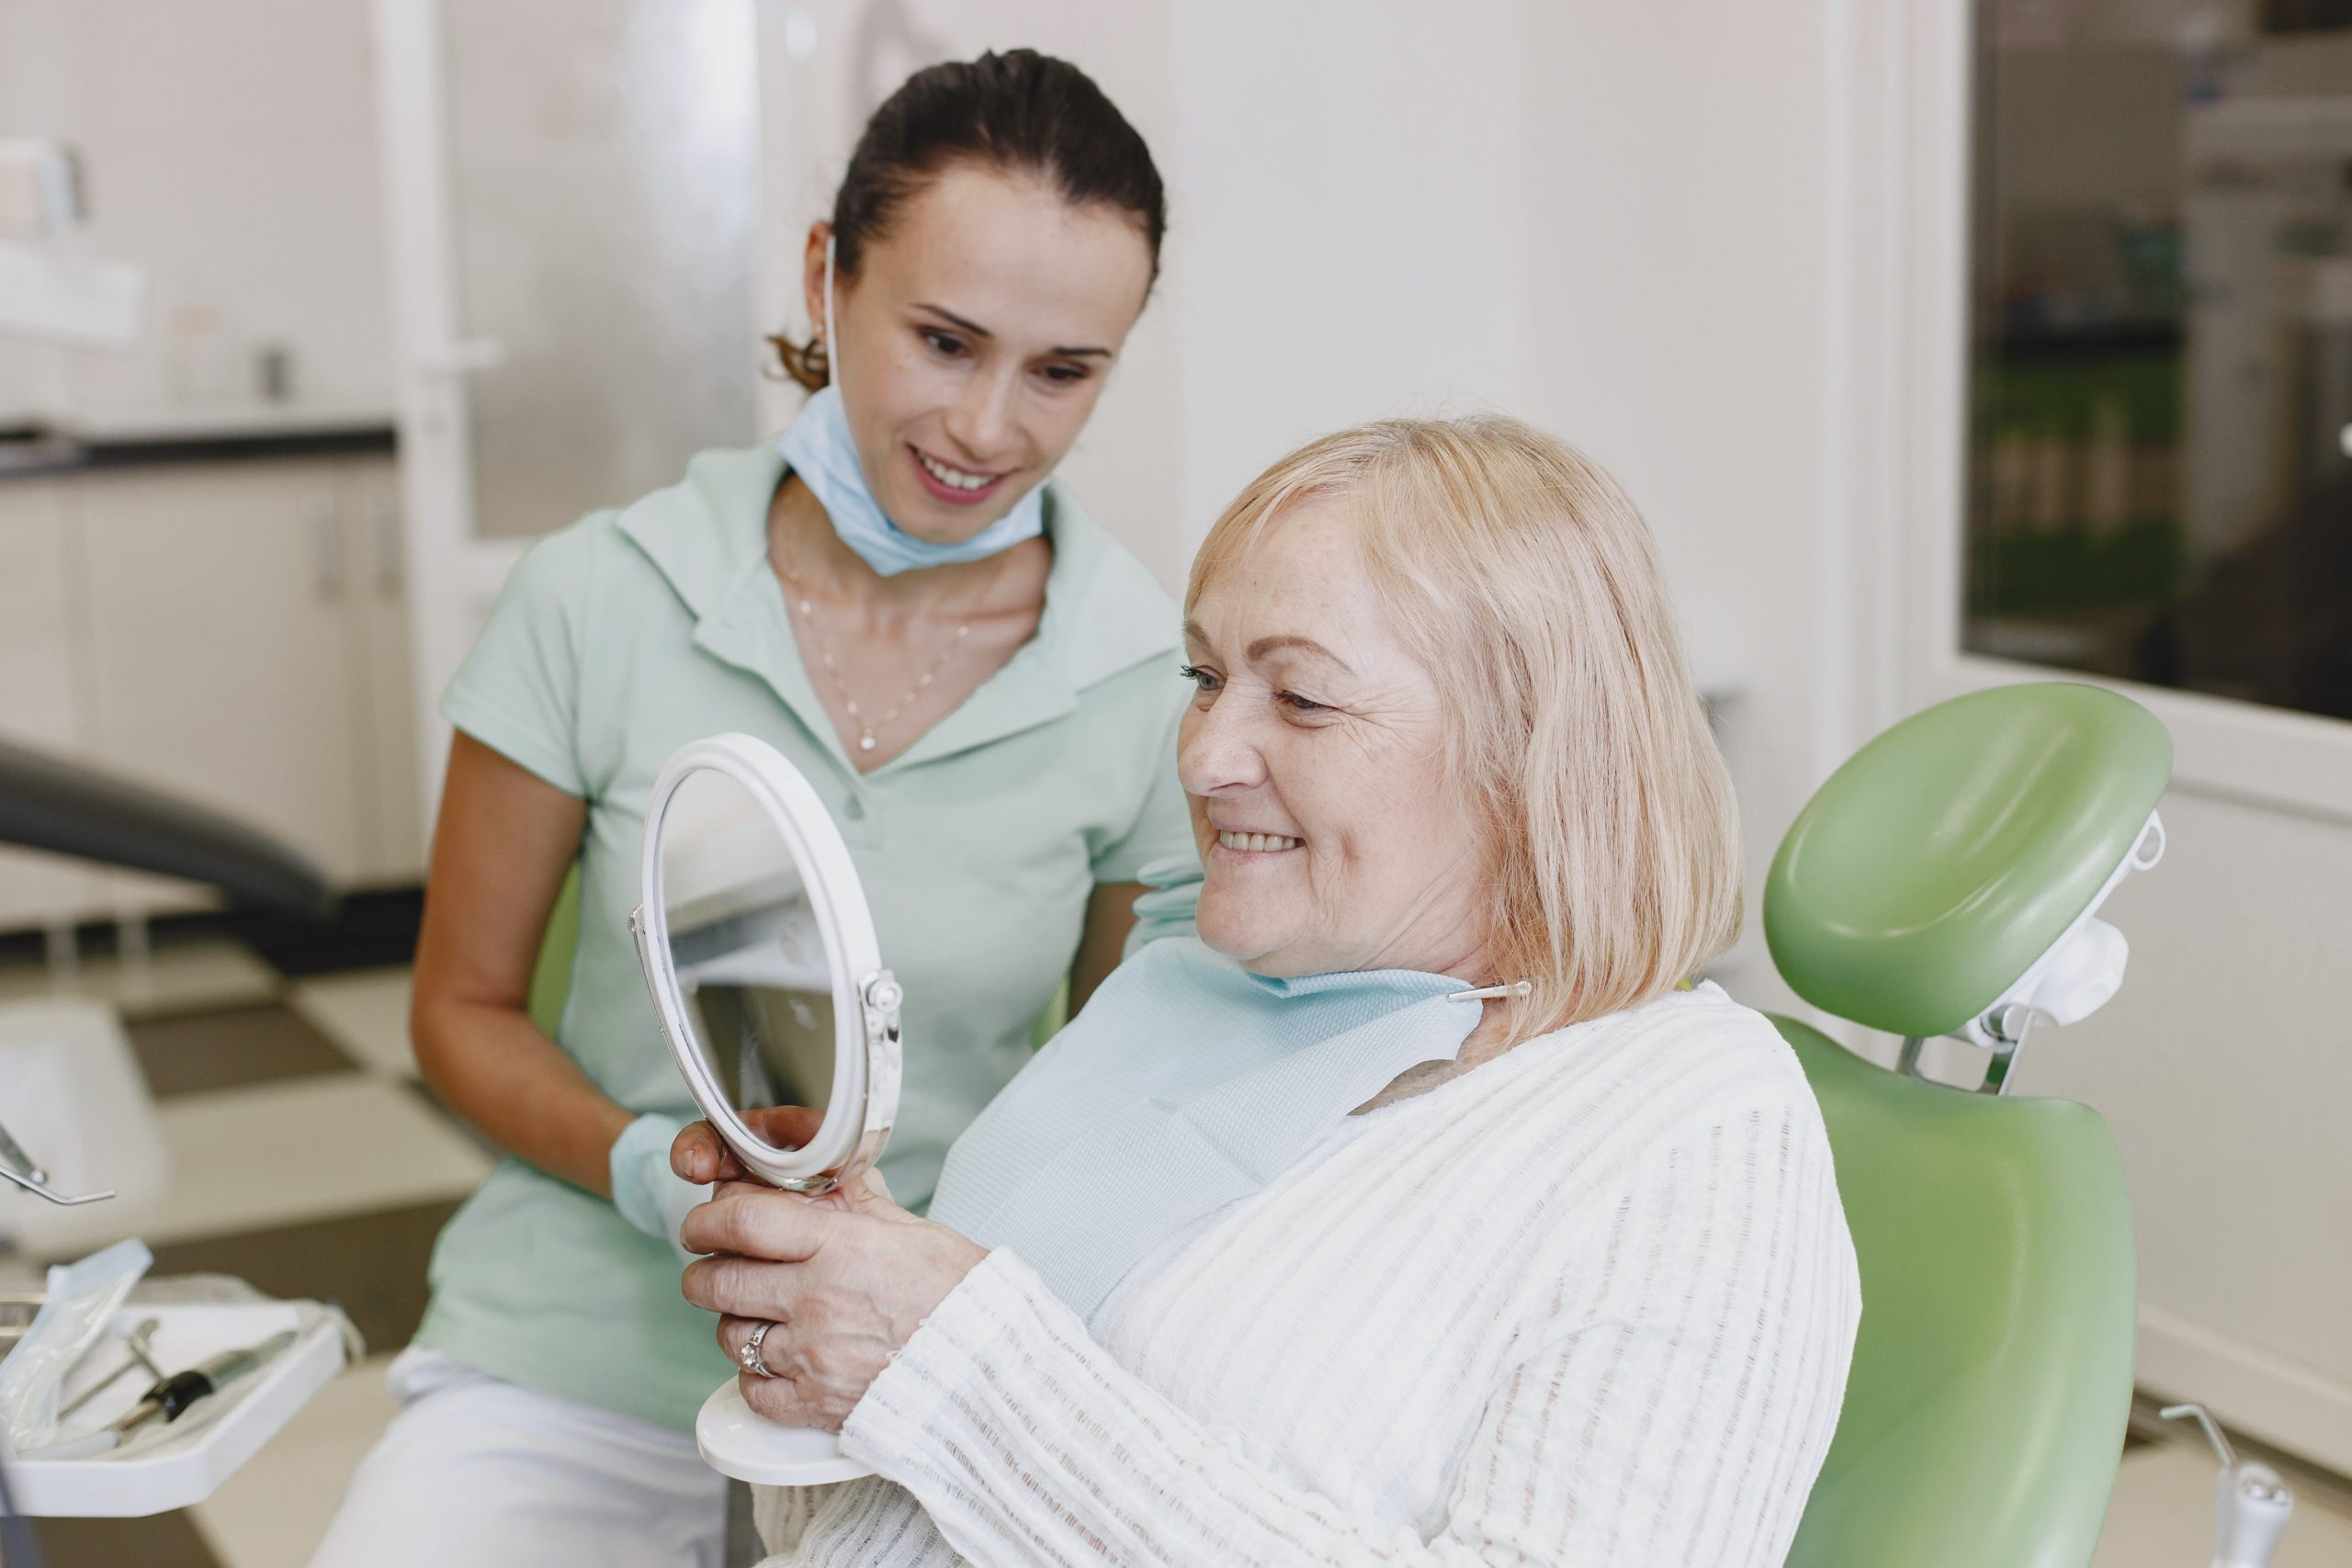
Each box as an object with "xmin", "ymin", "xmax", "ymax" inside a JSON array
[
  {"xmin": 680, "ymin": 1176, "xmax": 986, "ymax": 1432},
  {"xmin": 610, "ymin": 1113, "xmax": 708, "ymax": 1262}
]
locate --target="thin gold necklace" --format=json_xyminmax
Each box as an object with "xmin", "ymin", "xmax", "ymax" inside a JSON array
[{"xmin": 774, "ymin": 545, "xmax": 1009, "ymax": 756}]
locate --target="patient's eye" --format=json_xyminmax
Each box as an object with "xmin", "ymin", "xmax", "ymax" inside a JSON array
[
  {"xmin": 1278, "ymin": 692, "xmax": 1328, "ymax": 714},
  {"xmin": 1179, "ymin": 663, "xmax": 1221, "ymax": 695}
]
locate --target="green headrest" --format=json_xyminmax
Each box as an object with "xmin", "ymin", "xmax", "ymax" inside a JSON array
[{"xmin": 1765, "ymin": 683, "xmax": 2171, "ymax": 1039}]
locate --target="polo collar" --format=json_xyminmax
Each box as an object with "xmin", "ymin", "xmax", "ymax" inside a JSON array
[{"xmin": 614, "ymin": 440, "xmax": 1179, "ymax": 777}]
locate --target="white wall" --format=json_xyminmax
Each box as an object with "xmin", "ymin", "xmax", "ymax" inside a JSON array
[
  {"xmin": 0, "ymin": 0, "xmax": 392, "ymax": 429},
  {"xmin": 1510, "ymin": 2, "xmax": 1855, "ymax": 992},
  {"xmin": 1159, "ymin": 0, "xmax": 1526, "ymax": 557}
]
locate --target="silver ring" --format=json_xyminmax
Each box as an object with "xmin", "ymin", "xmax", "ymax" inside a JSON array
[{"xmin": 736, "ymin": 1319, "xmax": 778, "ymax": 1379}]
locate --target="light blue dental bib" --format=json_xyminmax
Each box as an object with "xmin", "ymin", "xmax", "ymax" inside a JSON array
[{"xmin": 927, "ymin": 938, "xmax": 1484, "ymax": 1321}]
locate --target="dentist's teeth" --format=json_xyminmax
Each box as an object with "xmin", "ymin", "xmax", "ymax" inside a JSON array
[
  {"xmin": 1218, "ymin": 830, "xmax": 1300, "ymax": 852},
  {"xmin": 917, "ymin": 451, "xmax": 993, "ymax": 491}
]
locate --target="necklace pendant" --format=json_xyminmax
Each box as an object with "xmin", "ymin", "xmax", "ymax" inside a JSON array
[{"xmin": 858, "ymin": 732, "xmax": 876, "ymax": 752}]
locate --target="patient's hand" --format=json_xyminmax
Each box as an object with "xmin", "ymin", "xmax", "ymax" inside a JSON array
[
  {"xmin": 670, "ymin": 1107, "xmax": 826, "ymax": 1183},
  {"xmin": 681, "ymin": 1174, "xmax": 985, "ymax": 1432}
]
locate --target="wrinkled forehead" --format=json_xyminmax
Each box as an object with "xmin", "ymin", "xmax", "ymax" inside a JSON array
[
  {"xmin": 1189, "ymin": 485, "xmax": 1352, "ymax": 602},
  {"xmin": 1183, "ymin": 493, "xmax": 1409, "ymax": 672}
]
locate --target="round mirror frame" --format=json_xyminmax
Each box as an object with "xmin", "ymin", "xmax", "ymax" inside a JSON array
[{"xmin": 629, "ymin": 733, "xmax": 900, "ymax": 1192}]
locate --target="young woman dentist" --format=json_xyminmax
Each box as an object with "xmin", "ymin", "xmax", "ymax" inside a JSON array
[{"xmin": 309, "ymin": 51, "xmax": 1191, "ymax": 1568}]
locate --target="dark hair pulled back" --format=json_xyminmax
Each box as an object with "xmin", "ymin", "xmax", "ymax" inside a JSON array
[{"xmin": 772, "ymin": 49, "xmax": 1166, "ymax": 391}]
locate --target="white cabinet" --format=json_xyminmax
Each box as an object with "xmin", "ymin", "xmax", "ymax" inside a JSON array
[
  {"xmin": 0, "ymin": 454, "xmax": 423, "ymax": 931},
  {"xmin": 82, "ymin": 462, "xmax": 370, "ymax": 891},
  {"xmin": 348, "ymin": 471, "xmax": 423, "ymax": 886},
  {"xmin": 0, "ymin": 481, "xmax": 103, "ymax": 930}
]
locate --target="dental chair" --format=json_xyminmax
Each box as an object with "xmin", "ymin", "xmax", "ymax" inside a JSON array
[{"xmin": 1764, "ymin": 682, "xmax": 2172, "ymax": 1568}]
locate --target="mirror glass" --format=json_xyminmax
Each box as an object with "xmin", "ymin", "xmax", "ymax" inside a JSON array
[{"xmin": 659, "ymin": 765, "xmax": 835, "ymax": 1152}]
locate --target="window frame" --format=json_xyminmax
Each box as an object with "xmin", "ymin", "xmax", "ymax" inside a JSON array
[{"xmin": 1886, "ymin": 0, "xmax": 2352, "ymax": 829}]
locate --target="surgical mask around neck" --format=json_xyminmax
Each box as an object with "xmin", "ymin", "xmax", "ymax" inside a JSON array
[{"xmin": 776, "ymin": 237, "xmax": 1046, "ymax": 579}]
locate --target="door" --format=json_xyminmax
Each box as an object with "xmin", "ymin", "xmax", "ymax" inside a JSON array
[{"xmin": 370, "ymin": 0, "xmax": 765, "ymax": 830}]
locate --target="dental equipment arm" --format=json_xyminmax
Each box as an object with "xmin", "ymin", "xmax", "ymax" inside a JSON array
[
  {"xmin": 0, "ymin": 737, "xmax": 334, "ymax": 1203},
  {"xmin": 0, "ymin": 738, "xmax": 333, "ymax": 919},
  {"xmin": 2162, "ymin": 1404, "xmax": 2295, "ymax": 1568},
  {"xmin": 0, "ymin": 138, "xmax": 141, "ymax": 345}
]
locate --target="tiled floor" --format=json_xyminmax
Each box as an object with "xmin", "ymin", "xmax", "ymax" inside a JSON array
[{"xmin": 6, "ymin": 933, "xmax": 2351, "ymax": 1567}]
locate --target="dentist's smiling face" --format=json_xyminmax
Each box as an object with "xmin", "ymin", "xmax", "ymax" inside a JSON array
[
  {"xmin": 1180, "ymin": 493, "xmax": 1493, "ymax": 980},
  {"xmin": 807, "ymin": 163, "xmax": 1154, "ymax": 544}
]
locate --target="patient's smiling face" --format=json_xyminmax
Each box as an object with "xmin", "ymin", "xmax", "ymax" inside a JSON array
[{"xmin": 1179, "ymin": 493, "xmax": 1491, "ymax": 980}]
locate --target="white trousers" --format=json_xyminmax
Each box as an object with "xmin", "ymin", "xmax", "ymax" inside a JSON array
[{"xmin": 307, "ymin": 1348, "xmax": 728, "ymax": 1568}]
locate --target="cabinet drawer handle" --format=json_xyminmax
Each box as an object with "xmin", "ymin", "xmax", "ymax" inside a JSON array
[
  {"xmin": 310, "ymin": 495, "xmax": 343, "ymax": 600},
  {"xmin": 368, "ymin": 489, "xmax": 403, "ymax": 595}
]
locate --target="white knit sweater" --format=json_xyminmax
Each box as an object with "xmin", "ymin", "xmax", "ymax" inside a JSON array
[{"xmin": 755, "ymin": 981, "xmax": 1860, "ymax": 1567}]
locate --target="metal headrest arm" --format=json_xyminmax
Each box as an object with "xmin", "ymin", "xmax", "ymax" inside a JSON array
[{"xmin": 1897, "ymin": 810, "xmax": 2165, "ymax": 1097}]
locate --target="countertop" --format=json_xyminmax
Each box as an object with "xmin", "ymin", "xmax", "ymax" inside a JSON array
[{"xmin": 0, "ymin": 410, "xmax": 397, "ymax": 479}]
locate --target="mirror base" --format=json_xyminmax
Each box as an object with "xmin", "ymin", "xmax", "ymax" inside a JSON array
[{"xmin": 695, "ymin": 1380, "xmax": 876, "ymax": 1484}]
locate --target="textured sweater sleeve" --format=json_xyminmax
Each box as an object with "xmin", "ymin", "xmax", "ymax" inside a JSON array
[{"xmin": 838, "ymin": 1085, "xmax": 1856, "ymax": 1568}]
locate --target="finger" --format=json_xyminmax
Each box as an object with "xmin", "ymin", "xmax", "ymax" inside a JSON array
[
  {"xmin": 680, "ymin": 1187, "xmax": 833, "ymax": 1267},
  {"xmin": 683, "ymin": 1252, "xmax": 805, "ymax": 1321},
  {"xmin": 716, "ymin": 1313, "xmax": 777, "ymax": 1375},
  {"xmin": 671, "ymin": 1121, "xmax": 744, "ymax": 1184},
  {"xmin": 741, "ymin": 1370, "xmax": 823, "ymax": 1429},
  {"xmin": 715, "ymin": 1177, "xmax": 773, "ymax": 1204}
]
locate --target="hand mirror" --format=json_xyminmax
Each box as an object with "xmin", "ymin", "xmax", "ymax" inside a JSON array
[{"xmin": 630, "ymin": 732, "xmax": 900, "ymax": 1484}]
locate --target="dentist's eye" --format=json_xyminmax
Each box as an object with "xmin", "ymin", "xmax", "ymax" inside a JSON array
[{"xmin": 921, "ymin": 329, "xmax": 968, "ymax": 358}]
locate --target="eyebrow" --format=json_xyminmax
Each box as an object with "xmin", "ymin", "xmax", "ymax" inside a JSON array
[
  {"xmin": 1183, "ymin": 620, "xmax": 1356, "ymax": 675},
  {"xmin": 914, "ymin": 302, "xmax": 1113, "ymax": 359}
]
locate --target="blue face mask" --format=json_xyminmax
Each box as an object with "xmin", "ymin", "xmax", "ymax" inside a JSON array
[
  {"xmin": 925, "ymin": 937, "xmax": 1494, "ymax": 1322},
  {"xmin": 775, "ymin": 240, "xmax": 1047, "ymax": 578}
]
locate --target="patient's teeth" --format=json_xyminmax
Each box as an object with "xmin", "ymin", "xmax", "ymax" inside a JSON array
[{"xmin": 1217, "ymin": 829, "xmax": 1299, "ymax": 852}]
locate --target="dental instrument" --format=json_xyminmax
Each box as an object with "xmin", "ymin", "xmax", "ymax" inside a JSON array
[
  {"xmin": 29, "ymin": 1329, "xmax": 299, "ymax": 1461},
  {"xmin": 57, "ymin": 1318, "xmax": 163, "ymax": 1421}
]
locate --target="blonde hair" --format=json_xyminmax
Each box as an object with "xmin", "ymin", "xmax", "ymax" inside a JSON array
[{"xmin": 1187, "ymin": 415, "xmax": 1742, "ymax": 1043}]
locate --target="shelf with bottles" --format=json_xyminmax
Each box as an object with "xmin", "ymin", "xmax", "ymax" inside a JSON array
[
  {"xmin": 1967, "ymin": 513, "xmax": 2188, "ymax": 619},
  {"xmin": 1969, "ymin": 323, "xmax": 2188, "ymax": 619}
]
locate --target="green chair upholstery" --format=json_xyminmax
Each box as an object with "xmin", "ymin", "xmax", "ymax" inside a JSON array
[
  {"xmin": 1767, "ymin": 682, "xmax": 2170, "ymax": 1039},
  {"xmin": 1774, "ymin": 1017, "xmax": 2134, "ymax": 1568},
  {"xmin": 1770, "ymin": 682, "xmax": 2170, "ymax": 1568}
]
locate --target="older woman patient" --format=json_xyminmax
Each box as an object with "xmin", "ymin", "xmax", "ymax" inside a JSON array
[{"xmin": 676, "ymin": 415, "xmax": 1860, "ymax": 1567}]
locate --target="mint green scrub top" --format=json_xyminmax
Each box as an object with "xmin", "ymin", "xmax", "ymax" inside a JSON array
[{"xmin": 411, "ymin": 442, "xmax": 1193, "ymax": 1432}]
